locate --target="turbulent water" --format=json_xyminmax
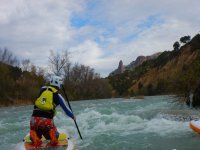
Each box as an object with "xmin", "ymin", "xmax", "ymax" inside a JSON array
[{"xmin": 1, "ymin": 96, "xmax": 200, "ymax": 150}]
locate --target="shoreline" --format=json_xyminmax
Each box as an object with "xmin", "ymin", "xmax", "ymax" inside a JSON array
[
  {"xmin": 0, "ymin": 95, "xmax": 177, "ymax": 108},
  {"xmin": 0, "ymin": 100, "xmax": 34, "ymax": 108},
  {"xmin": 0, "ymin": 97, "xmax": 113, "ymax": 107}
]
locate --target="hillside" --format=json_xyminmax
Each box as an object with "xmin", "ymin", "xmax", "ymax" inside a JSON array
[
  {"xmin": 108, "ymin": 34, "xmax": 200, "ymax": 99},
  {"xmin": 132, "ymin": 35, "xmax": 200, "ymax": 91}
]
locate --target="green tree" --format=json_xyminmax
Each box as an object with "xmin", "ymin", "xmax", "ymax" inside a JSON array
[
  {"xmin": 180, "ymin": 35, "xmax": 191, "ymax": 44},
  {"xmin": 173, "ymin": 41, "xmax": 180, "ymax": 51}
]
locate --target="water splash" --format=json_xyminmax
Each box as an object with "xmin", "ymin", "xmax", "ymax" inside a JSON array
[{"xmin": 1, "ymin": 96, "xmax": 200, "ymax": 150}]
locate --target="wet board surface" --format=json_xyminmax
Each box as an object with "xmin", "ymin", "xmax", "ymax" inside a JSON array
[
  {"xmin": 22, "ymin": 132, "xmax": 75, "ymax": 150},
  {"xmin": 24, "ymin": 139, "xmax": 68, "ymax": 150},
  {"xmin": 190, "ymin": 120, "xmax": 200, "ymax": 134}
]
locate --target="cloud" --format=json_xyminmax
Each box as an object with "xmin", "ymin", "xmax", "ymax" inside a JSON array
[
  {"xmin": 0, "ymin": 0, "xmax": 84, "ymax": 62},
  {"xmin": 69, "ymin": 40, "xmax": 102, "ymax": 66},
  {"xmin": 0, "ymin": 0, "xmax": 199, "ymax": 77}
]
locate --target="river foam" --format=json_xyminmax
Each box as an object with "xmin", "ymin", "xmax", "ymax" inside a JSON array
[{"xmin": 1, "ymin": 96, "xmax": 200, "ymax": 150}]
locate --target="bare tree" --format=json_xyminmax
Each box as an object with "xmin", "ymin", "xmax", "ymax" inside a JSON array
[
  {"xmin": 21, "ymin": 59, "xmax": 31, "ymax": 71},
  {"xmin": 70, "ymin": 63, "xmax": 82, "ymax": 84},
  {"xmin": 0, "ymin": 48, "xmax": 19, "ymax": 66},
  {"xmin": 63, "ymin": 62, "xmax": 72, "ymax": 81},
  {"xmin": 37, "ymin": 67, "xmax": 45, "ymax": 76},
  {"xmin": 48, "ymin": 50, "xmax": 70, "ymax": 76},
  {"xmin": 30, "ymin": 64, "xmax": 37, "ymax": 74},
  {"xmin": 69, "ymin": 64, "xmax": 98, "ymax": 83}
]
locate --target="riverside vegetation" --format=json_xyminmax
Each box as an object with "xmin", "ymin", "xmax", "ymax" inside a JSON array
[
  {"xmin": 0, "ymin": 49, "xmax": 112, "ymax": 106},
  {"xmin": 108, "ymin": 34, "xmax": 200, "ymax": 107}
]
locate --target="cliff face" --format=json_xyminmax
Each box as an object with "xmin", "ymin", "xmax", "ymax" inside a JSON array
[
  {"xmin": 110, "ymin": 53, "xmax": 161, "ymax": 76},
  {"xmin": 126, "ymin": 52, "xmax": 161, "ymax": 69},
  {"xmin": 110, "ymin": 60, "xmax": 125, "ymax": 76}
]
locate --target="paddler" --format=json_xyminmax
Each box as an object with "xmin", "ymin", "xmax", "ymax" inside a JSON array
[{"xmin": 29, "ymin": 75, "xmax": 76, "ymax": 147}]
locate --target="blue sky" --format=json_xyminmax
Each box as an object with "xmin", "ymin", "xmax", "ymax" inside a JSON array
[{"xmin": 0, "ymin": 0, "xmax": 199, "ymax": 77}]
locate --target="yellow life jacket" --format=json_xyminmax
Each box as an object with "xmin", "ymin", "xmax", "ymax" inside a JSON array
[{"xmin": 35, "ymin": 86, "xmax": 58, "ymax": 111}]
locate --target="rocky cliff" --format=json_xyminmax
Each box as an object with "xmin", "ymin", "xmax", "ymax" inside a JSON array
[
  {"xmin": 126, "ymin": 52, "xmax": 161, "ymax": 69},
  {"xmin": 110, "ymin": 53, "xmax": 161, "ymax": 76},
  {"xmin": 110, "ymin": 60, "xmax": 125, "ymax": 76}
]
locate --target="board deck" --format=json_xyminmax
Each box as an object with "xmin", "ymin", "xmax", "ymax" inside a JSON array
[
  {"xmin": 190, "ymin": 120, "xmax": 200, "ymax": 134},
  {"xmin": 23, "ymin": 133, "xmax": 71, "ymax": 150},
  {"xmin": 24, "ymin": 139, "xmax": 68, "ymax": 150}
]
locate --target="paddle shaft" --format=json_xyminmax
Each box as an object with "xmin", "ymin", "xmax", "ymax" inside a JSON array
[{"xmin": 61, "ymin": 85, "xmax": 83, "ymax": 139}]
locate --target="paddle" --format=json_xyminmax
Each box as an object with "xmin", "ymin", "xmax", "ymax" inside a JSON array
[{"xmin": 61, "ymin": 85, "xmax": 83, "ymax": 140}]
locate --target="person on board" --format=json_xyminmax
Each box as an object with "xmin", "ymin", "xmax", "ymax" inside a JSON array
[{"xmin": 30, "ymin": 75, "xmax": 75, "ymax": 147}]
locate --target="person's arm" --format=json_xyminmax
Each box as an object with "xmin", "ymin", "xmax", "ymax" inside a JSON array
[{"xmin": 58, "ymin": 94, "xmax": 75, "ymax": 119}]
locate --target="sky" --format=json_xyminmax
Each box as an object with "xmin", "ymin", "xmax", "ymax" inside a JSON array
[{"xmin": 0, "ymin": 0, "xmax": 199, "ymax": 77}]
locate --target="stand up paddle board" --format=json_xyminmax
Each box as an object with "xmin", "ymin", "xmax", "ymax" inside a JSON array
[
  {"xmin": 190, "ymin": 120, "xmax": 200, "ymax": 134},
  {"xmin": 17, "ymin": 131, "xmax": 75, "ymax": 150}
]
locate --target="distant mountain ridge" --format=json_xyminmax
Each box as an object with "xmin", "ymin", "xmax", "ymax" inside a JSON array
[{"xmin": 109, "ymin": 52, "xmax": 161, "ymax": 76}]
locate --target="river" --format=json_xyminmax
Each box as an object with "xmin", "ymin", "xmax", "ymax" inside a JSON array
[{"xmin": 0, "ymin": 96, "xmax": 200, "ymax": 150}]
